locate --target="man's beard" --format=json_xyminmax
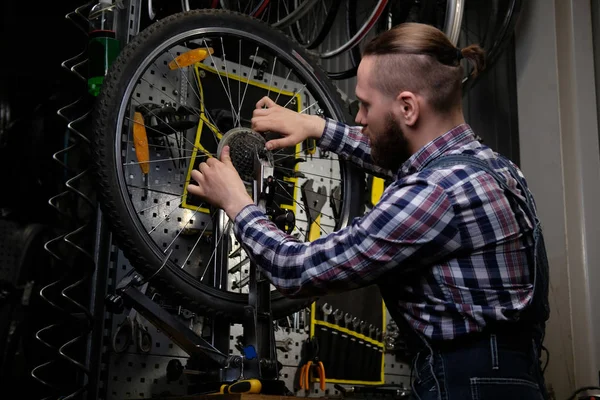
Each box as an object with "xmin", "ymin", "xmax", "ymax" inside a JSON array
[{"xmin": 369, "ymin": 113, "xmax": 412, "ymax": 173}]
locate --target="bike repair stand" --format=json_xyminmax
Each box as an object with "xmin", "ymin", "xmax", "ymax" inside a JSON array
[{"xmin": 105, "ymin": 150, "xmax": 289, "ymax": 396}]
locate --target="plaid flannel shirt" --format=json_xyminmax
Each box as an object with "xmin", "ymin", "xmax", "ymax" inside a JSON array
[{"xmin": 233, "ymin": 118, "xmax": 534, "ymax": 341}]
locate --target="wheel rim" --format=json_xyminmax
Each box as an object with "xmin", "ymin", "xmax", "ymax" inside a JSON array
[{"xmin": 106, "ymin": 15, "xmax": 358, "ymax": 317}]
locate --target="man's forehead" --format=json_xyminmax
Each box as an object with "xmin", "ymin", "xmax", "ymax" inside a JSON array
[{"xmin": 355, "ymin": 57, "xmax": 376, "ymax": 99}]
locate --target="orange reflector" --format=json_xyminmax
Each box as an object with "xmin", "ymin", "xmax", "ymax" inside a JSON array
[
  {"xmin": 133, "ymin": 111, "xmax": 150, "ymax": 174},
  {"xmin": 168, "ymin": 47, "xmax": 214, "ymax": 70}
]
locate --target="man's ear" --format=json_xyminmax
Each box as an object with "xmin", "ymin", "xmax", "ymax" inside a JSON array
[{"xmin": 396, "ymin": 91, "xmax": 419, "ymax": 127}]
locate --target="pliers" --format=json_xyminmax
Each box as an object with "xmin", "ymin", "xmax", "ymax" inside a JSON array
[{"xmin": 299, "ymin": 338, "xmax": 326, "ymax": 391}]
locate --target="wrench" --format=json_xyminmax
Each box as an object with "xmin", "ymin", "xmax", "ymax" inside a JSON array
[
  {"xmin": 333, "ymin": 309, "xmax": 344, "ymax": 327},
  {"xmin": 275, "ymin": 337, "xmax": 293, "ymax": 352},
  {"xmin": 344, "ymin": 313, "xmax": 353, "ymax": 330},
  {"xmin": 368, "ymin": 324, "xmax": 376, "ymax": 340},
  {"xmin": 321, "ymin": 303, "xmax": 333, "ymax": 323},
  {"xmin": 359, "ymin": 320, "xmax": 368, "ymax": 336}
]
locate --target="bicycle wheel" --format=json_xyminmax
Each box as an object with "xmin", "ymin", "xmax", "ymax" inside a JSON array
[
  {"xmin": 221, "ymin": 0, "xmax": 319, "ymax": 29},
  {"xmin": 326, "ymin": 0, "xmax": 462, "ymax": 80},
  {"xmin": 219, "ymin": 0, "xmax": 270, "ymax": 17},
  {"xmin": 459, "ymin": 0, "xmax": 522, "ymax": 93},
  {"xmin": 92, "ymin": 9, "xmax": 364, "ymax": 321},
  {"xmin": 289, "ymin": 0, "xmax": 343, "ymax": 49}
]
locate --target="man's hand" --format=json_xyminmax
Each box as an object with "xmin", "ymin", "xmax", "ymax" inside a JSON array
[
  {"xmin": 187, "ymin": 146, "xmax": 254, "ymax": 219},
  {"xmin": 251, "ymin": 96, "xmax": 326, "ymax": 150}
]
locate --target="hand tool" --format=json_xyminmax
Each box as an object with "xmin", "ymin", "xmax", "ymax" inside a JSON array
[
  {"xmin": 349, "ymin": 317, "xmax": 361, "ymax": 378},
  {"xmin": 334, "ymin": 383, "xmax": 410, "ymax": 398},
  {"xmin": 299, "ymin": 338, "xmax": 326, "ymax": 391},
  {"xmin": 321, "ymin": 303, "xmax": 333, "ymax": 323},
  {"xmin": 359, "ymin": 320, "xmax": 368, "ymax": 336},
  {"xmin": 369, "ymin": 324, "xmax": 376, "ymax": 340},
  {"xmin": 112, "ymin": 282, "xmax": 153, "ymax": 353},
  {"xmin": 301, "ymin": 179, "xmax": 327, "ymax": 242},
  {"xmin": 344, "ymin": 312, "xmax": 353, "ymax": 329},
  {"xmin": 333, "ymin": 308, "xmax": 344, "ymax": 327},
  {"xmin": 217, "ymin": 378, "xmax": 262, "ymax": 394},
  {"xmin": 327, "ymin": 308, "xmax": 344, "ymax": 378},
  {"xmin": 275, "ymin": 337, "xmax": 293, "ymax": 352}
]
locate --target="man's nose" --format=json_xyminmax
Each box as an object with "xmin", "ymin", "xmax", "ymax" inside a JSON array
[{"xmin": 355, "ymin": 109, "xmax": 364, "ymax": 125}]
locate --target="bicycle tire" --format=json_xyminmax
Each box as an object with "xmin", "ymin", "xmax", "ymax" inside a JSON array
[
  {"xmin": 271, "ymin": 0, "xmax": 321, "ymax": 29},
  {"xmin": 92, "ymin": 9, "xmax": 364, "ymax": 321},
  {"xmin": 461, "ymin": 0, "xmax": 522, "ymax": 93},
  {"xmin": 219, "ymin": 0, "xmax": 270, "ymax": 17},
  {"xmin": 289, "ymin": 0, "xmax": 343, "ymax": 49},
  {"xmin": 327, "ymin": 0, "xmax": 452, "ymax": 80}
]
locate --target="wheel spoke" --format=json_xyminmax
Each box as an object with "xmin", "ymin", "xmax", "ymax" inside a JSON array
[
  {"xmin": 148, "ymin": 199, "xmax": 185, "ymax": 235},
  {"xmin": 266, "ymin": 56, "xmax": 278, "ymax": 100},
  {"xmin": 237, "ymin": 46, "xmax": 260, "ymax": 127},
  {"xmin": 203, "ymin": 40, "xmax": 240, "ymax": 124},
  {"xmin": 164, "ymin": 203, "xmax": 204, "ymax": 253},
  {"xmin": 200, "ymin": 219, "xmax": 233, "ymax": 281},
  {"xmin": 181, "ymin": 209, "xmax": 217, "ymax": 269}
]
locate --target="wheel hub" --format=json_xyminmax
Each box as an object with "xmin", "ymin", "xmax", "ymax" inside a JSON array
[{"xmin": 217, "ymin": 127, "xmax": 271, "ymax": 182}]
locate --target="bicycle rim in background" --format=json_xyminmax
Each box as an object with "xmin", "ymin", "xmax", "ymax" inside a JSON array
[
  {"xmin": 220, "ymin": 0, "xmax": 320, "ymax": 29},
  {"xmin": 303, "ymin": 0, "xmax": 464, "ymax": 82},
  {"xmin": 92, "ymin": 9, "xmax": 364, "ymax": 321},
  {"xmin": 458, "ymin": 0, "xmax": 522, "ymax": 94}
]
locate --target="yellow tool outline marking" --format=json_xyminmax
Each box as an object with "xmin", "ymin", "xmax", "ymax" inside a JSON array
[{"xmin": 181, "ymin": 62, "xmax": 302, "ymax": 217}]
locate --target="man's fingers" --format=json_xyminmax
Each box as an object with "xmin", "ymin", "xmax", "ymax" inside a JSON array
[
  {"xmin": 187, "ymin": 183, "xmax": 203, "ymax": 197},
  {"xmin": 251, "ymin": 116, "xmax": 270, "ymax": 132},
  {"xmin": 266, "ymin": 137, "xmax": 294, "ymax": 151},
  {"xmin": 220, "ymin": 146, "xmax": 232, "ymax": 165},
  {"xmin": 256, "ymin": 96, "xmax": 276, "ymax": 109},
  {"xmin": 188, "ymin": 169, "xmax": 204, "ymax": 197},
  {"xmin": 252, "ymin": 108, "xmax": 270, "ymax": 118}
]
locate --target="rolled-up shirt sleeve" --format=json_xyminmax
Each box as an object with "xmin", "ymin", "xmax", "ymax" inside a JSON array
[{"xmin": 233, "ymin": 178, "xmax": 462, "ymax": 298}]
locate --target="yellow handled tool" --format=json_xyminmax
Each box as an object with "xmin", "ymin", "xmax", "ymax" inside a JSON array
[{"xmin": 218, "ymin": 379, "xmax": 262, "ymax": 394}]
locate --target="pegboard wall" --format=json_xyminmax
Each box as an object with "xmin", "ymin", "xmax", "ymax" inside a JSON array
[
  {"xmin": 100, "ymin": 247, "xmax": 411, "ymax": 399},
  {"xmin": 97, "ymin": 1, "xmax": 413, "ymax": 399}
]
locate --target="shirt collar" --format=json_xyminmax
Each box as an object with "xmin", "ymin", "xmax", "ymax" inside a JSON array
[{"xmin": 397, "ymin": 124, "xmax": 476, "ymax": 178}]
